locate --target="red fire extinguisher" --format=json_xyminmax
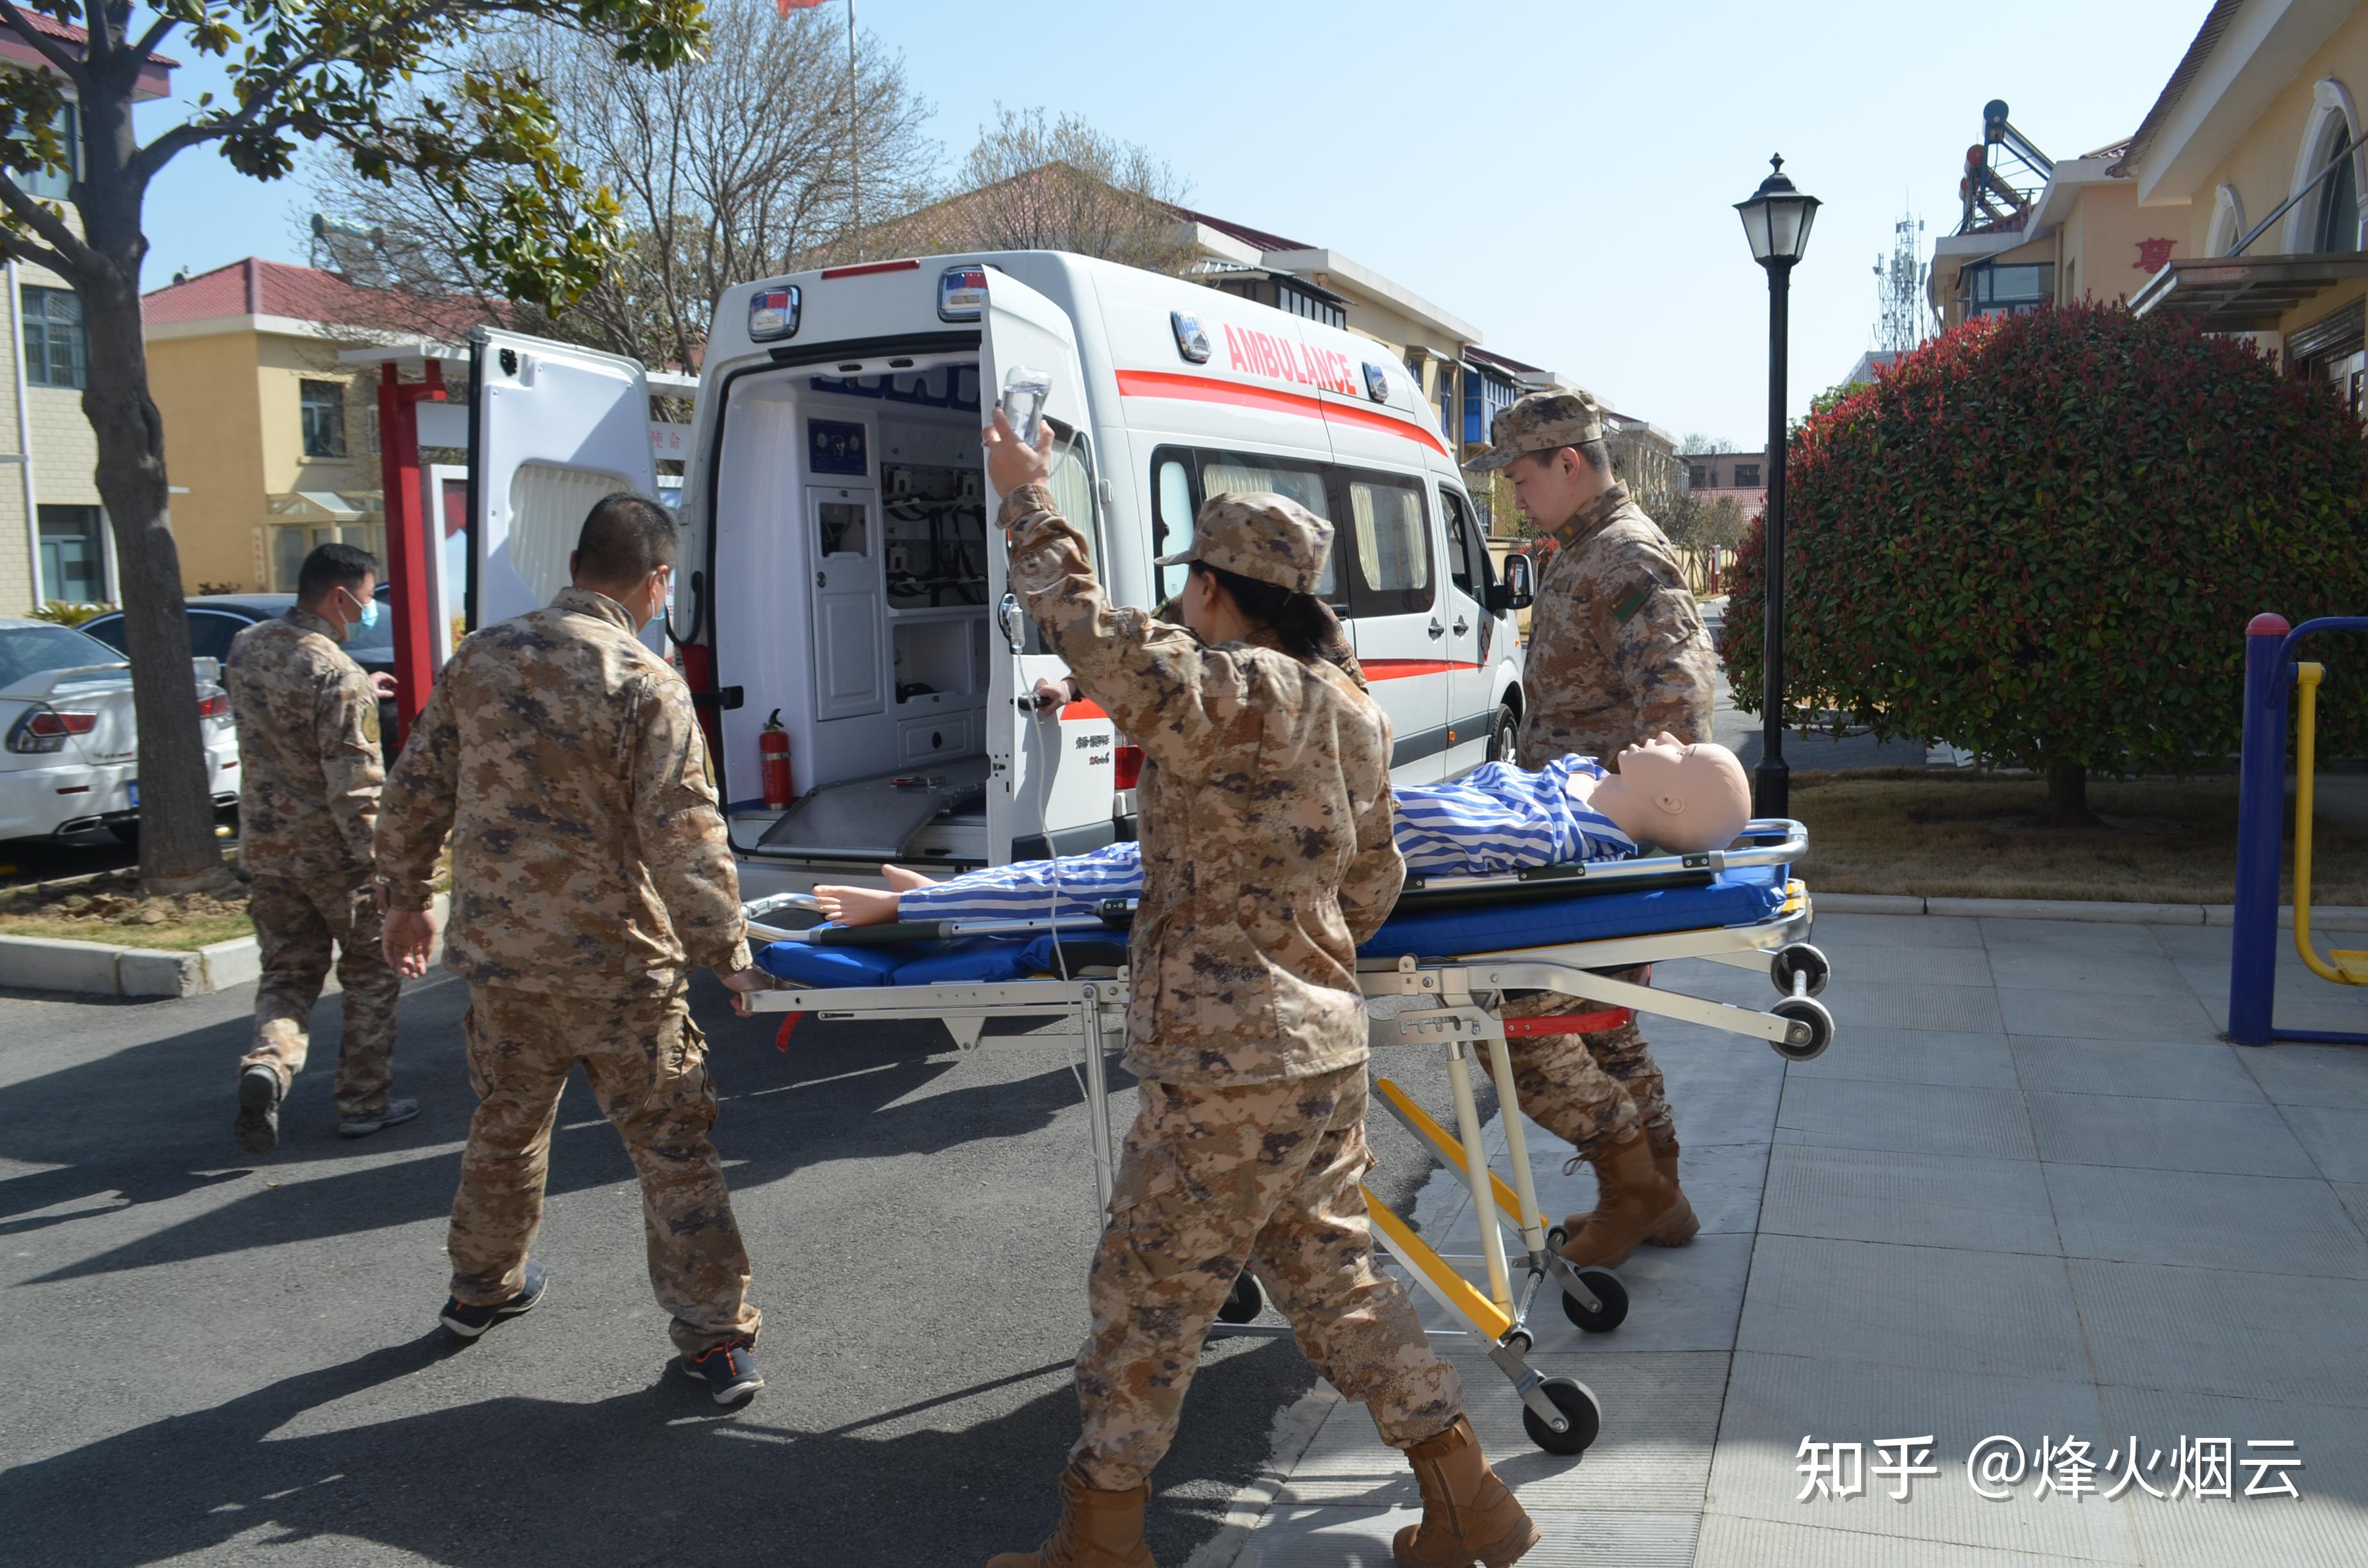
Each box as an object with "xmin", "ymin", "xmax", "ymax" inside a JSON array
[{"xmin": 759, "ymin": 709, "xmax": 793, "ymax": 809}]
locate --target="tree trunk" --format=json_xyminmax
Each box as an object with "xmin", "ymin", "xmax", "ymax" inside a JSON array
[
  {"xmin": 2046, "ymin": 761, "xmax": 2096, "ymax": 828},
  {"xmin": 70, "ymin": 118, "xmax": 223, "ymax": 892}
]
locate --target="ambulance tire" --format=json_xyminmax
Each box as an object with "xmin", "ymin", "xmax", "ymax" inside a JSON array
[
  {"xmin": 1216, "ymin": 1270, "xmax": 1266, "ymax": 1324},
  {"xmin": 1486, "ymin": 706, "xmax": 1520, "ymax": 764}
]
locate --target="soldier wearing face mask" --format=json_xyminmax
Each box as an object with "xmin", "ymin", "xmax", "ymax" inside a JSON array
[{"xmin": 229, "ymin": 542, "xmax": 411, "ymax": 1155}]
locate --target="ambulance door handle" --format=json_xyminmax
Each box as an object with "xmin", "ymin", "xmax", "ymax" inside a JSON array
[
  {"xmin": 998, "ymin": 592, "xmax": 1026, "ymax": 654},
  {"xmin": 1452, "ymin": 617, "xmax": 1469, "ymax": 638},
  {"xmin": 1427, "ymin": 619, "xmax": 1445, "ymax": 639}
]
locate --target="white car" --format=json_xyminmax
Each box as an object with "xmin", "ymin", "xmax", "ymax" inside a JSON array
[{"xmin": 0, "ymin": 617, "xmax": 240, "ymax": 844}]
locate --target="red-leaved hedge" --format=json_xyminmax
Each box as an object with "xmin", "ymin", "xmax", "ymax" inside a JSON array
[{"xmin": 1718, "ymin": 301, "xmax": 2368, "ymax": 796}]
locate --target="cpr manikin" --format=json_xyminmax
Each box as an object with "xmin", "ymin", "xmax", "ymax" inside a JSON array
[{"xmin": 814, "ymin": 734, "xmax": 1752, "ymax": 928}]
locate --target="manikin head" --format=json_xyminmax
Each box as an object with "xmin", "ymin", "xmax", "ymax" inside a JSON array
[
  {"xmin": 1588, "ymin": 735, "xmax": 1753, "ymax": 854},
  {"xmin": 570, "ymin": 492, "xmax": 678, "ymax": 628}
]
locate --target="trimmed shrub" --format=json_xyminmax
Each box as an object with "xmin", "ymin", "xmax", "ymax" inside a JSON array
[{"xmin": 1718, "ymin": 300, "xmax": 2368, "ymax": 822}]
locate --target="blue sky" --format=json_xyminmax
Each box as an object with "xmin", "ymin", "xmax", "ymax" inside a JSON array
[{"xmin": 133, "ymin": 0, "xmax": 2205, "ymax": 446}]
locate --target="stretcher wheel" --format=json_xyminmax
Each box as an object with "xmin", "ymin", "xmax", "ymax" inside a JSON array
[
  {"xmin": 1559, "ymin": 1268, "xmax": 1628, "ymax": 1333},
  {"xmin": 1216, "ymin": 1271, "xmax": 1266, "ymax": 1324},
  {"xmin": 1770, "ymin": 997, "xmax": 1834, "ymax": 1061},
  {"xmin": 1770, "ymin": 942, "xmax": 1830, "ymax": 998},
  {"xmin": 1522, "ymin": 1377, "xmax": 1602, "ymax": 1457}
]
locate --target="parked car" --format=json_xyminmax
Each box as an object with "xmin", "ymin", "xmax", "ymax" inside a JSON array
[
  {"xmin": 81, "ymin": 587, "xmax": 398, "ymax": 745},
  {"xmin": 0, "ymin": 618, "xmax": 240, "ymax": 844}
]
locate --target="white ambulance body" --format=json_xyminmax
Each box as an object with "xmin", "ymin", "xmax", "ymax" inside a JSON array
[{"xmin": 468, "ymin": 251, "xmax": 1530, "ymax": 900}]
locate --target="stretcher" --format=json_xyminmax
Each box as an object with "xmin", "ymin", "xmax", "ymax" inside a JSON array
[{"xmin": 737, "ymin": 819, "xmax": 1833, "ymax": 1457}]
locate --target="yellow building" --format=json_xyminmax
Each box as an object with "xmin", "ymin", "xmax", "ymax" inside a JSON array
[
  {"xmin": 2125, "ymin": 0, "xmax": 2368, "ymax": 411},
  {"xmin": 141, "ymin": 259, "xmax": 475, "ymax": 593}
]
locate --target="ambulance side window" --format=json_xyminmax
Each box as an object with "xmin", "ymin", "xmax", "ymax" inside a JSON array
[
  {"xmin": 1152, "ymin": 454, "xmax": 1196, "ymax": 606},
  {"xmin": 1344, "ymin": 474, "xmax": 1433, "ymax": 616},
  {"xmin": 1442, "ymin": 489, "xmax": 1494, "ymax": 602},
  {"xmin": 1199, "ymin": 450, "xmax": 1343, "ymax": 607}
]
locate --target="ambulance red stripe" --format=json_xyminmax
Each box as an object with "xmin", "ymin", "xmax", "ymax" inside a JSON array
[{"xmin": 1113, "ymin": 370, "xmax": 1454, "ymax": 457}]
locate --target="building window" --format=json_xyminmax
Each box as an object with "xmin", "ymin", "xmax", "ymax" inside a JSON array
[
  {"xmin": 301, "ymin": 380, "xmax": 348, "ymax": 458},
  {"xmin": 1734, "ymin": 463, "xmax": 1761, "ymax": 487},
  {"xmin": 37, "ymin": 504, "xmax": 104, "ymax": 603},
  {"xmin": 1689, "ymin": 464, "xmax": 1711, "ymax": 489},
  {"xmin": 21, "ymin": 101, "xmax": 77, "ymax": 201},
  {"xmin": 268, "ymin": 521, "xmax": 384, "ymax": 592},
  {"xmin": 21, "ymin": 286, "xmax": 86, "ymax": 389},
  {"xmin": 2318, "ymin": 142, "xmax": 2362, "ymax": 253},
  {"xmin": 1967, "ymin": 262, "xmax": 2052, "ymax": 317},
  {"xmin": 1274, "ymin": 281, "xmax": 1346, "ymax": 329}
]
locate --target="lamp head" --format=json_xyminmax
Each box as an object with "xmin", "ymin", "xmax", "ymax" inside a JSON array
[{"xmin": 1735, "ymin": 153, "xmax": 1821, "ymax": 268}]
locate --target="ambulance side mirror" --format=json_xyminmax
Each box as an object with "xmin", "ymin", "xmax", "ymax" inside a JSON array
[{"xmin": 1491, "ymin": 553, "xmax": 1534, "ymax": 614}]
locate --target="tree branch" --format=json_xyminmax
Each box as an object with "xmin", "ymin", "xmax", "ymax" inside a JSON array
[
  {"xmin": 0, "ymin": 222, "xmax": 73, "ymax": 277},
  {"xmin": 0, "ymin": 177, "xmax": 96, "ymax": 272},
  {"xmin": 127, "ymin": 10, "xmax": 177, "ymax": 69},
  {"xmin": 0, "ymin": 1, "xmax": 89, "ymax": 91}
]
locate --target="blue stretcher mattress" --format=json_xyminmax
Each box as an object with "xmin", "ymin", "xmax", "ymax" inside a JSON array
[{"xmin": 755, "ymin": 865, "xmax": 1791, "ymax": 990}]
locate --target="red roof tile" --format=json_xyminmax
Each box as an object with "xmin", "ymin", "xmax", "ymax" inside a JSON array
[{"xmin": 142, "ymin": 257, "xmax": 492, "ymax": 338}]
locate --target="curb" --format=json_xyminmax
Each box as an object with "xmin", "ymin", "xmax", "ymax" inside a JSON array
[
  {"xmin": 0, "ymin": 893, "xmax": 447, "ymax": 999},
  {"xmin": 1817, "ymin": 891, "xmax": 2368, "ymax": 930}
]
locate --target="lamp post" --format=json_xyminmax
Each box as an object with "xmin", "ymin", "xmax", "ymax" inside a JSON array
[{"xmin": 1734, "ymin": 154, "xmax": 1820, "ymax": 820}]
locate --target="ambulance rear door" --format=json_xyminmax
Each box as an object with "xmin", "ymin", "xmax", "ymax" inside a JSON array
[
  {"xmin": 979, "ymin": 272, "xmax": 1118, "ymax": 863},
  {"xmin": 468, "ymin": 327, "xmax": 659, "ymax": 644}
]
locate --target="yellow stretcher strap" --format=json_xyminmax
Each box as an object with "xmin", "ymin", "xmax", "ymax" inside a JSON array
[
  {"xmin": 2292, "ymin": 664, "xmax": 2368, "ymax": 985},
  {"xmin": 1364, "ymin": 1184, "xmax": 1514, "ymax": 1341},
  {"xmin": 1374, "ymin": 1077, "xmax": 1524, "ymax": 1221}
]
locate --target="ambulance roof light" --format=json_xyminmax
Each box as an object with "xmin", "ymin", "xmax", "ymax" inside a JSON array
[
  {"xmin": 748, "ymin": 287, "xmax": 800, "ymax": 342},
  {"xmin": 1362, "ymin": 361, "xmax": 1390, "ymax": 403},
  {"xmin": 1170, "ymin": 309, "xmax": 1212, "ymax": 364},
  {"xmin": 939, "ymin": 265, "xmax": 989, "ymax": 322}
]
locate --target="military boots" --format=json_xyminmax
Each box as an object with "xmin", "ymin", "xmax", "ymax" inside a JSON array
[
  {"xmin": 985, "ymin": 1466, "xmax": 1156, "ymax": 1568},
  {"xmin": 1392, "ymin": 1416, "xmax": 1541, "ymax": 1567},
  {"xmin": 1560, "ymin": 1129, "xmax": 1700, "ymax": 1249},
  {"xmin": 1556, "ymin": 1131, "xmax": 1677, "ymax": 1270}
]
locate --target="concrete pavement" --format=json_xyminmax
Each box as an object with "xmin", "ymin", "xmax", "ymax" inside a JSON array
[{"xmin": 1208, "ymin": 911, "xmax": 2368, "ymax": 1567}]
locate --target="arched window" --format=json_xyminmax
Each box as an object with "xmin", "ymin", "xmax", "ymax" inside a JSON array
[
  {"xmin": 2319, "ymin": 122, "xmax": 2362, "ymax": 252},
  {"xmin": 2287, "ymin": 79, "xmax": 2363, "ymax": 253},
  {"xmin": 2208, "ymin": 183, "xmax": 2248, "ymax": 256}
]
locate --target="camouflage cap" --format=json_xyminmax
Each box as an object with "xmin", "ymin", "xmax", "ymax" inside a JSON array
[
  {"xmin": 1467, "ymin": 389, "xmax": 1605, "ymax": 473},
  {"xmin": 1155, "ymin": 492, "xmax": 1333, "ymax": 596}
]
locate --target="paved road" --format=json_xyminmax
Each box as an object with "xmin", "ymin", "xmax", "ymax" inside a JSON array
[{"xmin": 0, "ymin": 965, "xmax": 1470, "ymax": 1566}]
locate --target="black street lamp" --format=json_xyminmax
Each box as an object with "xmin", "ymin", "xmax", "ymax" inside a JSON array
[{"xmin": 1734, "ymin": 154, "xmax": 1820, "ymax": 821}]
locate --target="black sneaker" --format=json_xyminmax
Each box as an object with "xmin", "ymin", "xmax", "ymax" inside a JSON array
[
  {"xmin": 234, "ymin": 1067, "xmax": 281, "ymax": 1155},
  {"xmin": 337, "ymin": 1098, "xmax": 422, "ymax": 1139},
  {"xmin": 440, "ymin": 1259, "xmax": 549, "ymax": 1339},
  {"xmin": 681, "ymin": 1339, "xmax": 763, "ymax": 1406}
]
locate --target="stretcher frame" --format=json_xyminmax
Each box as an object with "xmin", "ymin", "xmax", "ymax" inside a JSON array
[{"xmin": 736, "ymin": 821, "xmax": 1829, "ymax": 1454}]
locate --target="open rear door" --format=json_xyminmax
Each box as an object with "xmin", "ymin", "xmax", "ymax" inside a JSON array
[
  {"xmin": 978, "ymin": 273, "xmax": 1116, "ymax": 862},
  {"xmin": 470, "ymin": 327, "xmax": 659, "ymax": 641}
]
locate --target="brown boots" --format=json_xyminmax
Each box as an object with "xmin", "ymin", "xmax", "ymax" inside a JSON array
[
  {"xmin": 1557, "ymin": 1131, "xmax": 1681, "ymax": 1270},
  {"xmin": 1642, "ymin": 1132, "xmax": 1701, "ymax": 1247},
  {"xmin": 1393, "ymin": 1416, "xmax": 1541, "ymax": 1567},
  {"xmin": 985, "ymin": 1466, "xmax": 1155, "ymax": 1568}
]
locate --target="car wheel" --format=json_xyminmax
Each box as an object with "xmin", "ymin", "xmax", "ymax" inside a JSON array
[{"xmin": 1485, "ymin": 706, "xmax": 1520, "ymax": 764}]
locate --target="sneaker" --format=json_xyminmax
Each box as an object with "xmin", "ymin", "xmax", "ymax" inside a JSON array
[
  {"xmin": 440, "ymin": 1259, "xmax": 549, "ymax": 1339},
  {"xmin": 234, "ymin": 1066, "xmax": 282, "ymax": 1155},
  {"xmin": 681, "ymin": 1338, "xmax": 763, "ymax": 1406},
  {"xmin": 337, "ymin": 1098, "xmax": 422, "ymax": 1139}
]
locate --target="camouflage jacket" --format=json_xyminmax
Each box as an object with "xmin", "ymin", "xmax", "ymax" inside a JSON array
[
  {"xmin": 227, "ymin": 608, "xmax": 383, "ymax": 884},
  {"xmin": 1517, "ymin": 484, "xmax": 1717, "ymax": 767},
  {"xmin": 1003, "ymin": 482, "xmax": 1404, "ymax": 1086},
  {"xmin": 376, "ymin": 586, "xmax": 750, "ymax": 996}
]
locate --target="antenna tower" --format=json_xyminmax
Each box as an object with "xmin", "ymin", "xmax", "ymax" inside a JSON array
[{"xmin": 1873, "ymin": 209, "xmax": 1932, "ymax": 352}]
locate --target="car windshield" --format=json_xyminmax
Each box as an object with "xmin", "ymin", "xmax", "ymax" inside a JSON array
[{"xmin": 0, "ymin": 624, "xmax": 126, "ymax": 686}]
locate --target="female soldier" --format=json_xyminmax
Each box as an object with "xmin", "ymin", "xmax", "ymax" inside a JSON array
[{"xmin": 982, "ymin": 410, "xmax": 1539, "ymax": 1568}]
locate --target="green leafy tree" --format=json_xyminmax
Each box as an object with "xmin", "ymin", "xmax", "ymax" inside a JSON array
[
  {"xmin": 0, "ymin": 0, "xmax": 703, "ymax": 891},
  {"xmin": 1720, "ymin": 302, "xmax": 2368, "ymax": 825}
]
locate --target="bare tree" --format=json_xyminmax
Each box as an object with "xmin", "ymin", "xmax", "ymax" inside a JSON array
[
  {"xmin": 864, "ymin": 104, "xmax": 1192, "ymax": 272},
  {"xmin": 1678, "ymin": 432, "xmax": 1736, "ymax": 455},
  {"xmin": 310, "ymin": 1, "xmax": 936, "ymax": 370}
]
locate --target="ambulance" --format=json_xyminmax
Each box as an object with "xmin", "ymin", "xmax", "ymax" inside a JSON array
[{"xmin": 466, "ymin": 251, "xmax": 1534, "ymax": 899}]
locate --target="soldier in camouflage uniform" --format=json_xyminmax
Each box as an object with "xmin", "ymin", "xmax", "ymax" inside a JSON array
[
  {"xmin": 982, "ymin": 412, "xmax": 1538, "ymax": 1568},
  {"xmin": 377, "ymin": 494, "xmax": 771, "ymax": 1404},
  {"xmin": 229, "ymin": 543, "xmax": 412, "ymax": 1156},
  {"xmin": 1469, "ymin": 389, "xmax": 1720, "ymax": 1271}
]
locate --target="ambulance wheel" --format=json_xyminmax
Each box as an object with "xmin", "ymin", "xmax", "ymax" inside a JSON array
[
  {"xmin": 1485, "ymin": 706, "xmax": 1520, "ymax": 764},
  {"xmin": 1770, "ymin": 997, "xmax": 1834, "ymax": 1062},
  {"xmin": 1770, "ymin": 942, "xmax": 1830, "ymax": 998},
  {"xmin": 1559, "ymin": 1268, "xmax": 1628, "ymax": 1333},
  {"xmin": 1522, "ymin": 1378, "xmax": 1602, "ymax": 1457},
  {"xmin": 1216, "ymin": 1271, "xmax": 1265, "ymax": 1325}
]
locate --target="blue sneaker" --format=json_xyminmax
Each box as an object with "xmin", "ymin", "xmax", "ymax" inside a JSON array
[
  {"xmin": 681, "ymin": 1338, "xmax": 763, "ymax": 1406},
  {"xmin": 440, "ymin": 1259, "xmax": 548, "ymax": 1339}
]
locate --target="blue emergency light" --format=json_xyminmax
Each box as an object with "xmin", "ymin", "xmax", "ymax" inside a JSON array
[{"xmin": 748, "ymin": 287, "xmax": 800, "ymax": 341}]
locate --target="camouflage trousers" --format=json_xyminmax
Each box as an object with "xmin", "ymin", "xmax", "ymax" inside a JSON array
[
  {"xmin": 240, "ymin": 873, "xmax": 400, "ymax": 1120},
  {"xmin": 1072, "ymin": 1064, "xmax": 1464, "ymax": 1491},
  {"xmin": 450, "ymin": 983, "xmax": 761, "ymax": 1356},
  {"xmin": 1488, "ymin": 968, "xmax": 1673, "ymax": 1160}
]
